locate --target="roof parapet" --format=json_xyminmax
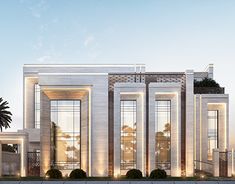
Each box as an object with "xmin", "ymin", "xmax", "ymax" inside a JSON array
[{"xmin": 204, "ymin": 64, "xmax": 214, "ymax": 79}]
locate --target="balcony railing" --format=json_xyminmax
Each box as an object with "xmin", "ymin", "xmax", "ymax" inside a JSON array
[{"xmin": 194, "ymin": 87, "xmax": 225, "ymax": 94}]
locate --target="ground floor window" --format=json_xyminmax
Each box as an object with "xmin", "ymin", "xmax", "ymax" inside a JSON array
[
  {"xmin": 120, "ymin": 100, "xmax": 137, "ymax": 175},
  {"xmin": 155, "ymin": 100, "xmax": 171, "ymax": 170},
  {"xmin": 208, "ymin": 110, "xmax": 218, "ymax": 160},
  {"xmin": 50, "ymin": 100, "xmax": 81, "ymax": 175}
]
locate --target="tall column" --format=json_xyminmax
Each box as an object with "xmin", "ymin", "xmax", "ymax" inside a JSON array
[
  {"xmin": 81, "ymin": 94, "xmax": 89, "ymax": 174},
  {"xmin": 21, "ymin": 137, "xmax": 28, "ymax": 177},
  {"xmin": 24, "ymin": 77, "xmax": 38, "ymax": 129},
  {"xmin": 40, "ymin": 91, "xmax": 51, "ymax": 176},
  {"xmin": 185, "ymin": 70, "xmax": 194, "ymax": 176},
  {"xmin": 213, "ymin": 149, "xmax": 219, "ymax": 177},
  {"xmin": 113, "ymin": 88, "xmax": 121, "ymax": 176}
]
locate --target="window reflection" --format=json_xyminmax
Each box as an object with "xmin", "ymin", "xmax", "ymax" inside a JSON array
[
  {"xmin": 155, "ymin": 100, "xmax": 171, "ymax": 170},
  {"xmin": 120, "ymin": 100, "xmax": 137, "ymax": 175},
  {"xmin": 208, "ymin": 110, "xmax": 218, "ymax": 160},
  {"xmin": 50, "ymin": 100, "xmax": 80, "ymax": 174}
]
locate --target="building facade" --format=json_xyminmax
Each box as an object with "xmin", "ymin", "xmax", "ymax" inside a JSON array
[{"xmin": 0, "ymin": 64, "xmax": 231, "ymax": 177}]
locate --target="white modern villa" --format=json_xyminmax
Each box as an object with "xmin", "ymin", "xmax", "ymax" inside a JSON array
[{"xmin": 0, "ymin": 64, "xmax": 234, "ymax": 178}]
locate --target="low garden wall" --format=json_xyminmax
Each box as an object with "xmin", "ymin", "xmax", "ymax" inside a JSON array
[{"xmin": 2, "ymin": 151, "xmax": 20, "ymax": 176}]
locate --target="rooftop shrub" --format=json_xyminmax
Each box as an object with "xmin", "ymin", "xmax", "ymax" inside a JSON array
[{"xmin": 194, "ymin": 78, "xmax": 220, "ymax": 88}]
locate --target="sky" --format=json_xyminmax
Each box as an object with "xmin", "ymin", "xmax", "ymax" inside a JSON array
[{"xmin": 0, "ymin": 0, "xmax": 235, "ymax": 148}]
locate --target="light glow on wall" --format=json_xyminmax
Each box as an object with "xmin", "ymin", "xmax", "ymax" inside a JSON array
[
  {"xmin": 176, "ymin": 92, "xmax": 180, "ymax": 176},
  {"xmin": 0, "ymin": 137, "xmax": 26, "ymax": 177},
  {"xmin": 199, "ymin": 95, "xmax": 202, "ymax": 170},
  {"xmin": 141, "ymin": 92, "xmax": 145, "ymax": 174},
  {"xmin": 20, "ymin": 138, "xmax": 25, "ymax": 177},
  {"xmin": 24, "ymin": 77, "xmax": 38, "ymax": 129},
  {"xmin": 88, "ymin": 87, "xmax": 92, "ymax": 176},
  {"xmin": 232, "ymin": 148, "xmax": 234, "ymax": 175},
  {"xmin": 24, "ymin": 78, "xmax": 27, "ymax": 129},
  {"xmin": 224, "ymin": 103, "xmax": 227, "ymax": 150},
  {"xmin": 42, "ymin": 157, "xmax": 50, "ymax": 176},
  {"xmin": 194, "ymin": 95, "xmax": 197, "ymax": 161}
]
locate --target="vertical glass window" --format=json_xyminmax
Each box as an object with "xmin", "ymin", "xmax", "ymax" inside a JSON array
[
  {"xmin": 155, "ymin": 100, "xmax": 171, "ymax": 170},
  {"xmin": 50, "ymin": 100, "xmax": 81, "ymax": 175},
  {"xmin": 35, "ymin": 84, "xmax": 40, "ymax": 128},
  {"xmin": 208, "ymin": 110, "xmax": 218, "ymax": 160},
  {"xmin": 120, "ymin": 100, "xmax": 137, "ymax": 175}
]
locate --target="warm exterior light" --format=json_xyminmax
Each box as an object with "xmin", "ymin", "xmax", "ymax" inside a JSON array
[
  {"xmin": 114, "ymin": 173, "xmax": 120, "ymax": 179},
  {"xmin": 17, "ymin": 172, "xmax": 20, "ymax": 178},
  {"xmin": 64, "ymin": 173, "xmax": 69, "ymax": 178},
  {"xmin": 200, "ymin": 174, "xmax": 206, "ymax": 179},
  {"xmin": 45, "ymin": 174, "xmax": 49, "ymax": 179},
  {"xmin": 232, "ymin": 149, "xmax": 234, "ymax": 175}
]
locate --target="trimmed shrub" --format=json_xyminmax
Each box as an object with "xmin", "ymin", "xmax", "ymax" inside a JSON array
[
  {"xmin": 69, "ymin": 169, "xmax": 87, "ymax": 179},
  {"xmin": 126, "ymin": 169, "xmax": 143, "ymax": 179},
  {"xmin": 45, "ymin": 168, "xmax": 62, "ymax": 179},
  {"xmin": 149, "ymin": 169, "xmax": 167, "ymax": 179}
]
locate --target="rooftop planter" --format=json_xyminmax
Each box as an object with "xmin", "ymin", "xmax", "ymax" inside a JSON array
[
  {"xmin": 194, "ymin": 87, "xmax": 224, "ymax": 94},
  {"xmin": 194, "ymin": 78, "xmax": 224, "ymax": 94}
]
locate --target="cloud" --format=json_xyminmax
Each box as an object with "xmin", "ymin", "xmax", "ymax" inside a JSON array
[
  {"xmin": 33, "ymin": 36, "xmax": 43, "ymax": 50},
  {"xmin": 84, "ymin": 35, "xmax": 95, "ymax": 48},
  {"xmin": 20, "ymin": 0, "xmax": 48, "ymax": 19},
  {"xmin": 36, "ymin": 55, "xmax": 51, "ymax": 63}
]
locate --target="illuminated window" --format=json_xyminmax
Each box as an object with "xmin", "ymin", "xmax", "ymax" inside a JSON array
[
  {"xmin": 208, "ymin": 110, "xmax": 218, "ymax": 160},
  {"xmin": 50, "ymin": 100, "xmax": 81, "ymax": 175},
  {"xmin": 120, "ymin": 100, "xmax": 137, "ymax": 175},
  {"xmin": 34, "ymin": 84, "xmax": 40, "ymax": 128},
  {"xmin": 155, "ymin": 100, "xmax": 171, "ymax": 170}
]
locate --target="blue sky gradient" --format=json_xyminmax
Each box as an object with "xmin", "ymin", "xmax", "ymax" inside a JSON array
[{"xmin": 0, "ymin": 0, "xmax": 235, "ymax": 147}]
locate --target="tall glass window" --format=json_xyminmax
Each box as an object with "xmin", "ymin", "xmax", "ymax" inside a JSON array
[
  {"xmin": 208, "ymin": 110, "xmax": 218, "ymax": 160},
  {"xmin": 50, "ymin": 100, "xmax": 81, "ymax": 174},
  {"xmin": 35, "ymin": 84, "xmax": 40, "ymax": 129},
  {"xmin": 120, "ymin": 100, "xmax": 137, "ymax": 175},
  {"xmin": 155, "ymin": 100, "xmax": 171, "ymax": 170}
]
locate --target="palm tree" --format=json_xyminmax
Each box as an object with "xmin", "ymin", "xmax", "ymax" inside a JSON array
[{"xmin": 0, "ymin": 97, "xmax": 12, "ymax": 131}]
